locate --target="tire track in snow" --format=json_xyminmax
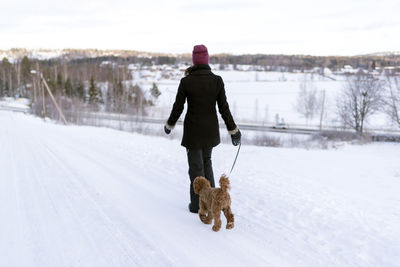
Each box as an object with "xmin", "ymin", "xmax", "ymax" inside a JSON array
[
  {"xmin": 31, "ymin": 121, "xmax": 277, "ymax": 266},
  {"xmin": 1, "ymin": 113, "xmax": 36, "ymax": 266},
  {"xmin": 26, "ymin": 119, "xmax": 174, "ymax": 266}
]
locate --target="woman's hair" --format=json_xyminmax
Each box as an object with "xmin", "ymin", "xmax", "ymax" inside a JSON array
[{"xmin": 184, "ymin": 66, "xmax": 194, "ymax": 76}]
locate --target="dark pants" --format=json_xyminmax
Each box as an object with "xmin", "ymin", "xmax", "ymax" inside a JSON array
[{"xmin": 186, "ymin": 147, "xmax": 215, "ymax": 210}]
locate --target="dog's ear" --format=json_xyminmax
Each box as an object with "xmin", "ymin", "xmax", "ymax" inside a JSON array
[
  {"xmin": 193, "ymin": 176, "xmax": 210, "ymax": 194},
  {"xmin": 193, "ymin": 176, "xmax": 202, "ymax": 194}
]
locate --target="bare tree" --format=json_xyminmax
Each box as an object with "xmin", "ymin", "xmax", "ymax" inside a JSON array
[
  {"xmin": 295, "ymin": 79, "xmax": 320, "ymax": 125},
  {"xmin": 336, "ymin": 74, "xmax": 384, "ymax": 134},
  {"xmin": 319, "ymin": 89, "xmax": 326, "ymax": 130},
  {"xmin": 384, "ymin": 76, "xmax": 400, "ymax": 127}
]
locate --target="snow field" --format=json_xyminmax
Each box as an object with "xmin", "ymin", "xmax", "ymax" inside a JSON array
[
  {"xmin": 138, "ymin": 70, "xmax": 392, "ymax": 129},
  {"xmin": 1, "ymin": 110, "xmax": 399, "ymax": 266}
]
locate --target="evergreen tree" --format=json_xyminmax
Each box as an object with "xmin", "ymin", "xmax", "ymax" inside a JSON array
[
  {"xmin": 75, "ymin": 82, "xmax": 85, "ymax": 101},
  {"xmin": 21, "ymin": 56, "xmax": 31, "ymax": 85},
  {"xmin": 150, "ymin": 82, "xmax": 161, "ymax": 98},
  {"xmin": 2, "ymin": 58, "xmax": 11, "ymax": 97},
  {"xmin": 2, "ymin": 58, "xmax": 11, "ymax": 70},
  {"xmin": 4, "ymin": 81, "xmax": 9, "ymax": 97},
  {"xmin": 88, "ymin": 76, "xmax": 100, "ymax": 105},
  {"xmin": 64, "ymin": 77, "xmax": 73, "ymax": 97},
  {"xmin": 115, "ymin": 80, "xmax": 124, "ymax": 96}
]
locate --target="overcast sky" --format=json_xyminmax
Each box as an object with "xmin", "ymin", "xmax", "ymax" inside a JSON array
[{"xmin": 1, "ymin": 0, "xmax": 399, "ymax": 56}]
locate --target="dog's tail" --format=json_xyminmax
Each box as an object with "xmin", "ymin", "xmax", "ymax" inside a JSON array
[{"xmin": 219, "ymin": 174, "xmax": 231, "ymax": 192}]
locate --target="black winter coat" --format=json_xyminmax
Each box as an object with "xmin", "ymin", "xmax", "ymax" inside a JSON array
[{"xmin": 167, "ymin": 64, "xmax": 237, "ymax": 149}]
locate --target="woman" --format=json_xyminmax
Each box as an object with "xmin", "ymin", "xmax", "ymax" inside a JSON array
[{"xmin": 164, "ymin": 44, "xmax": 241, "ymax": 213}]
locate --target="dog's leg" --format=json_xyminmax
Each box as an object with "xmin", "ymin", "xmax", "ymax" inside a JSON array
[
  {"xmin": 204, "ymin": 211, "xmax": 212, "ymax": 224},
  {"xmin": 198, "ymin": 200, "xmax": 208, "ymax": 224},
  {"xmin": 211, "ymin": 206, "xmax": 222, "ymax": 232},
  {"xmin": 223, "ymin": 206, "xmax": 235, "ymax": 230}
]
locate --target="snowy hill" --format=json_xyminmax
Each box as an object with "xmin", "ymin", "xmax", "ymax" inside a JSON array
[
  {"xmin": 360, "ymin": 51, "xmax": 400, "ymax": 57},
  {"xmin": 0, "ymin": 48, "xmax": 173, "ymax": 62},
  {"xmin": 1, "ymin": 110, "xmax": 399, "ymax": 267}
]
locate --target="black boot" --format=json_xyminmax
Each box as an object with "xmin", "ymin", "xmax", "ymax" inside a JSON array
[{"xmin": 188, "ymin": 203, "xmax": 198, "ymax": 213}]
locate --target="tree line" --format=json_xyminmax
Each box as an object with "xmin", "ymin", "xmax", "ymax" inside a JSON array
[
  {"xmin": 3, "ymin": 48, "xmax": 400, "ymax": 73},
  {"xmin": 295, "ymin": 72, "xmax": 400, "ymax": 134},
  {"xmin": 210, "ymin": 54, "xmax": 400, "ymax": 73},
  {"xmin": 0, "ymin": 56, "xmax": 163, "ymax": 122},
  {"xmin": 1, "ymin": 54, "xmax": 399, "ymax": 135}
]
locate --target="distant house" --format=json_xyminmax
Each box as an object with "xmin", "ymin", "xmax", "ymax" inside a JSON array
[
  {"xmin": 140, "ymin": 70, "xmax": 155, "ymax": 79},
  {"xmin": 339, "ymin": 65, "xmax": 358, "ymax": 74}
]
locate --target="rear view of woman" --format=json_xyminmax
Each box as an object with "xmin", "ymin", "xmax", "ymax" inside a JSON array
[{"xmin": 164, "ymin": 44, "xmax": 241, "ymax": 213}]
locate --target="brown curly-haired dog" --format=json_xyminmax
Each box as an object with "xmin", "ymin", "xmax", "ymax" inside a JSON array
[{"xmin": 193, "ymin": 174, "xmax": 234, "ymax": 232}]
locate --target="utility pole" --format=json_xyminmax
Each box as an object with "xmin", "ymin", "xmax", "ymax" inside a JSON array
[
  {"xmin": 31, "ymin": 70, "xmax": 67, "ymax": 124},
  {"xmin": 40, "ymin": 73, "xmax": 67, "ymax": 124}
]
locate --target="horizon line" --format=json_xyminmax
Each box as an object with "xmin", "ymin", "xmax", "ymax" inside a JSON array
[{"xmin": 1, "ymin": 47, "xmax": 399, "ymax": 58}]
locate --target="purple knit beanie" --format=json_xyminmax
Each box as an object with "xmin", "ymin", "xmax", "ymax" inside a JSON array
[{"xmin": 192, "ymin": 44, "xmax": 209, "ymax": 65}]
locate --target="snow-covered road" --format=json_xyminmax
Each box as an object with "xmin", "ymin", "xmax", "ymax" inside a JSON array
[{"xmin": 1, "ymin": 110, "xmax": 399, "ymax": 267}]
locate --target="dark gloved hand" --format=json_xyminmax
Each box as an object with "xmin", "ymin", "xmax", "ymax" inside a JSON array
[
  {"xmin": 164, "ymin": 125, "xmax": 171, "ymax": 135},
  {"xmin": 231, "ymin": 129, "xmax": 241, "ymax": 146}
]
